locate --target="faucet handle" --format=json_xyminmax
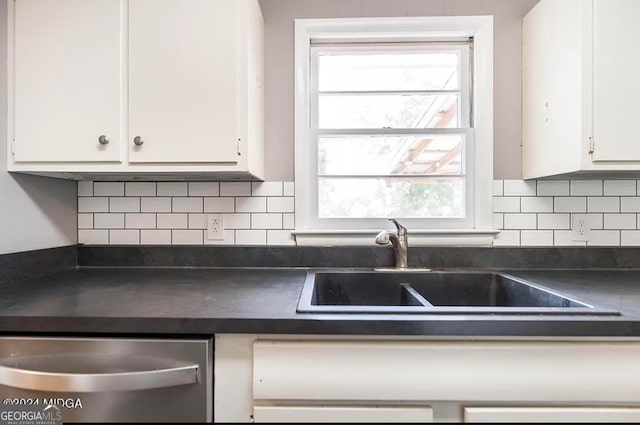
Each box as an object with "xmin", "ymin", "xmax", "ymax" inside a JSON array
[{"xmin": 389, "ymin": 218, "xmax": 407, "ymax": 237}]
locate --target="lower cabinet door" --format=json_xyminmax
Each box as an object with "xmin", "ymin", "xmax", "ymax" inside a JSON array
[
  {"xmin": 464, "ymin": 407, "xmax": 640, "ymax": 423},
  {"xmin": 254, "ymin": 406, "xmax": 433, "ymax": 423}
]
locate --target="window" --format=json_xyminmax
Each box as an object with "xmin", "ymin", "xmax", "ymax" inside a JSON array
[{"xmin": 294, "ymin": 18, "xmax": 496, "ymax": 245}]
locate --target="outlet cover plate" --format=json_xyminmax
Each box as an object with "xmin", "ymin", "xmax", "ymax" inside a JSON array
[
  {"xmin": 207, "ymin": 214, "xmax": 224, "ymax": 240},
  {"xmin": 571, "ymin": 214, "xmax": 590, "ymax": 242}
]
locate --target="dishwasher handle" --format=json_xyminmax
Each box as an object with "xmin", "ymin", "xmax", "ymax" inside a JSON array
[{"xmin": 0, "ymin": 357, "xmax": 199, "ymax": 393}]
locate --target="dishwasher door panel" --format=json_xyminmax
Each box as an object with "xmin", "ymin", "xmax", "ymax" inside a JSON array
[{"xmin": 0, "ymin": 337, "xmax": 212, "ymax": 423}]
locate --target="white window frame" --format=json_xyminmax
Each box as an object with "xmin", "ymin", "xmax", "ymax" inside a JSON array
[{"xmin": 294, "ymin": 17, "xmax": 497, "ymax": 246}]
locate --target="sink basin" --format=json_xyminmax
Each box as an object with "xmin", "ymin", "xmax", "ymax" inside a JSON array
[{"xmin": 297, "ymin": 271, "xmax": 619, "ymax": 315}]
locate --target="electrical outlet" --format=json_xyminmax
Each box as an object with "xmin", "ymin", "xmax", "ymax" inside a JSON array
[
  {"xmin": 206, "ymin": 214, "xmax": 224, "ymax": 240},
  {"xmin": 571, "ymin": 214, "xmax": 590, "ymax": 242}
]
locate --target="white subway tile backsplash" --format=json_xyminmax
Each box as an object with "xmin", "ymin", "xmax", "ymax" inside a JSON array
[
  {"xmin": 588, "ymin": 230, "xmax": 620, "ymax": 246},
  {"xmin": 493, "ymin": 213, "xmax": 504, "ymax": 229},
  {"xmin": 283, "ymin": 213, "xmax": 295, "ymax": 230},
  {"xmin": 538, "ymin": 214, "xmax": 570, "ymax": 230},
  {"xmin": 603, "ymin": 213, "xmax": 636, "ymax": 230},
  {"xmin": 251, "ymin": 213, "xmax": 283, "ymax": 229},
  {"xmin": 267, "ymin": 230, "xmax": 295, "ymax": 246},
  {"xmin": 220, "ymin": 182, "xmax": 251, "ymax": 196},
  {"xmin": 570, "ymin": 180, "xmax": 602, "ymax": 196},
  {"xmin": 520, "ymin": 230, "xmax": 554, "ymax": 246},
  {"xmin": 604, "ymin": 180, "xmax": 636, "ymax": 196},
  {"xmin": 553, "ymin": 230, "xmax": 587, "ymax": 246},
  {"xmin": 157, "ymin": 213, "xmax": 188, "ymax": 229},
  {"xmin": 236, "ymin": 197, "xmax": 267, "ymax": 213},
  {"xmin": 172, "ymin": 230, "xmax": 203, "ymax": 245},
  {"xmin": 493, "ymin": 197, "xmax": 520, "ymax": 213},
  {"xmin": 110, "ymin": 197, "xmax": 140, "ymax": 213},
  {"xmin": 621, "ymin": 231, "xmax": 640, "ymax": 246},
  {"xmin": 503, "ymin": 180, "xmax": 536, "ymax": 196},
  {"xmin": 125, "ymin": 213, "xmax": 156, "ymax": 229},
  {"xmin": 125, "ymin": 182, "xmax": 156, "ymax": 197},
  {"xmin": 252, "ymin": 182, "xmax": 283, "ymax": 197},
  {"xmin": 109, "ymin": 230, "xmax": 140, "ymax": 245},
  {"xmin": 235, "ymin": 229, "xmax": 267, "ymax": 245},
  {"xmin": 537, "ymin": 180, "xmax": 569, "ymax": 196},
  {"xmin": 621, "ymin": 197, "xmax": 640, "ymax": 213},
  {"xmin": 188, "ymin": 182, "xmax": 219, "ymax": 197},
  {"xmin": 157, "ymin": 182, "xmax": 188, "ymax": 196},
  {"xmin": 77, "ymin": 179, "xmax": 640, "ymax": 247},
  {"xmin": 504, "ymin": 214, "xmax": 536, "ymax": 230},
  {"xmin": 141, "ymin": 230, "xmax": 171, "ymax": 245},
  {"xmin": 204, "ymin": 229, "xmax": 235, "ymax": 245},
  {"xmin": 78, "ymin": 181, "xmax": 93, "ymax": 196},
  {"xmin": 78, "ymin": 197, "xmax": 109, "ymax": 213},
  {"xmin": 587, "ymin": 213, "xmax": 604, "ymax": 230},
  {"xmin": 79, "ymin": 229, "xmax": 108, "ymax": 245},
  {"xmin": 77, "ymin": 213, "xmax": 93, "ymax": 229},
  {"xmin": 141, "ymin": 197, "xmax": 172, "ymax": 213},
  {"xmin": 188, "ymin": 213, "xmax": 208, "ymax": 229},
  {"xmin": 492, "ymin": 180, "xmax": 504, "ymax": 196},
  {"xmin": 268, "ymin": 197, "xmax": 295, "ymax": 213},
  {"xmin": 94, "ymin": 213, "xmax": 124, "ymax": 229},
  {"xmin": 223, "ymin": 213, "xmax": 251, "ymax": 229},
  {"xmin": 283, "ymin": 182, "xmax": 295, "ymax": 196},
  {"xmin": 620, "ymin": 230, "xmax": 640, "ymax": 246},
  {"xmin": 493, "ymin": 230, "xmax": 520, "ymax": 246},
  {"xmin": 521, "ymin": 197, "xmax": 553, "ymax": 213},
  {"xmin": 204, "ymin": 197, "xmax": 235, "ymax": 213},
  {"xmin": 94, "ymin": 182, "xmax": 124, "ymax": 196},
  {"xmin": 173, "ymin": 197, "xmax": 203, "ymax": 213},
  {"xmin": 588, "ymin": 196, "xmax": 619, "ymax": 213},
  {"xmin": 554, "ymin": 197, "xmax": 586, "ymax": 213}
]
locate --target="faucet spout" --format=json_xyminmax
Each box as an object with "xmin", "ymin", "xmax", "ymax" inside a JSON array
[{"xmin": 375, "ymin": 219, "xmax": 408, "ymax": 269}]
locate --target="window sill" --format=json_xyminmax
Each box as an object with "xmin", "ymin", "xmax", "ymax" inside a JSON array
[{"xmin": 292, "ymin": 229, "xmax": 499, "ymax": 247}]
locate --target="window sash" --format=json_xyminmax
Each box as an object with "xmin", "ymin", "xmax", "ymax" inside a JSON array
[
  {"xmin": 306, "ymin": 128, "xmax": 475, "ymax": 229},
  {"xmin": 303, "ymin": 39, "xmax": 475, "ymax": 230},
  {"xmin": 310, "ymin": 42, "xmax": 472, "ymax": 130}
]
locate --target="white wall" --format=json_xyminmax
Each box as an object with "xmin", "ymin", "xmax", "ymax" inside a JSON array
[
  {"xmin": 0, "ymin": 0, "xmax": 76, "ymax": 254},
  {"xmin": 259, "ymin": 0, "xmax": 540, "ymax": 181}
]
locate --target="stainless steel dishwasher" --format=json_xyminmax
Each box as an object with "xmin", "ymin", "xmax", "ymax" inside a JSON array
[{"xmin": 0, "ymin": 337, "xmax": 212, "ymax": 423}]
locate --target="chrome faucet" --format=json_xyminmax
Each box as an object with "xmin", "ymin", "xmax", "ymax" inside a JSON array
[{"xmin": 375, "ymin": 219, "xmax": 408, "ymax": 269}]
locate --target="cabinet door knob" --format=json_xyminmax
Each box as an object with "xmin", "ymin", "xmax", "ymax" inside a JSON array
[
  {"xmin": 98, "ymin": 135, "xmax": 109, "ymax": 145},
  {"xmin": 133, "ymin": 136, "xmax": 144, "ymax": 146}
]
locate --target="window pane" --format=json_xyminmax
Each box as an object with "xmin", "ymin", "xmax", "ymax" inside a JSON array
[
  {"xmin": 318, "ymin": 94, "xmax": 459, "ymax": 129},
  {"xmin": 318, "ymin": 177, "xmax": 464, "ymax": 218},
  {"xmin": 318, "ymin": 52, "xmax": 460, "ymax": 91},
  {"xmin": 319, "ymin": 135, "xmax": 463, "ymax": 176}
]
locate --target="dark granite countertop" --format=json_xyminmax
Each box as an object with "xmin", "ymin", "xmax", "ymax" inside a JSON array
[{"xmin": 2, "ymin": 267, "xmax": 640, "ymax": 337}]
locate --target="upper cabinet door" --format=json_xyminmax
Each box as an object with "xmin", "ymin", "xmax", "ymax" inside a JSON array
[
  {"xmin": 12, "ymin": 0, "xmax": 122, "ymax": 162},
  {"xmin": 592, "ymin": 0, "xmax": 640, "ymax": 161},
  {"xmin": 128, "ymin": 0, "xmax": 239, "ymax": 163}
]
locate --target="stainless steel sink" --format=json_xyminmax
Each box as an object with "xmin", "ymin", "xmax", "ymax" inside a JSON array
[{"xmin": 296, "ymin": 270, "xmax": 620, "ymax": 315}]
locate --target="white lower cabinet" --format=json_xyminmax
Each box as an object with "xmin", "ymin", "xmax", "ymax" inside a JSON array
[
  {"xmin": 214, "ymin": 335, "xmax": 640, "ymax": 423},
  {"xmin": 253, "ymin": 406, "xmax": 433, "ymax": 423},
  {"xmin": 464, "ymin": 407, "xmax": 640, "ymax": 423}
]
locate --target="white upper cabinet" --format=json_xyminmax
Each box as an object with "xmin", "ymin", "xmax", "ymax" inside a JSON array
[
  {"xmin": 522, "ymin": 0, "xmax": 640, "ymax": 179},
  {"xmin": 128, "ymin": 0, "xmax": 238, "ymax": 163},
  {"xmin": 12, "ymin": 0, "xmax": 122, "ymax": 163},
  {"xmin": 8, "ymin": 0, "xmax": 265, "ymax": 180},
  {"xmin": 591, "ymin": 0, "xmax": 640, "ymax": 162}
]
